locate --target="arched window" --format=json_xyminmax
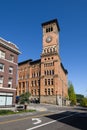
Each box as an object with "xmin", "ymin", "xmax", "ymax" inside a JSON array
[
  {"xmin": 31, "ymin": 90, "xmax": 33, "ymax": 95},
  {"xmin": 48, "ymin": 79, "xmax": 50, "ymax": 85},
  {"xmin": 44, "ymin": 49, "xmax": 46, "ymax": 53},
  {"xmin": 45, "ymin": 88, "xmax": 47, "ymax": 95},
  {"xmin": 48, "ymin": 88, "xmax": 50, "ymax": 95},
  {"xmin": 52, "ymin": 70, "xmax": 54, "ymax": 75},
  {"xmin": 46, "ymin": 28, "xmax": 49, "ymax": 33},
  {"xmin": 44, "ymin": 70, "xmax": 46, "ymax": 75},
  {"xmin": 50, "ymin": 48, "xmax": 52, "ymax": 53},
  {"xmin": 46, "ymin": 27, "xmax": 53, "ymax": 33},
  {"xmin": 47, "ymin": 48, "xmax": 49, "ymax": 53},
  {"xmin": 45, "ymin": 79, "xmax": 47, "ymax": 86},
  {"xmin": 50, "ymin": 70, "xmax": 51, "ymax": 75},
  {"xmin": 51, "ymin": 88, "xmax": 54, "ymax": 95},
  {"xmin": 51, "ymin": 79, "xmax": 54, "ymax": 85},
  {"xmin": 51, "ymin": 27, "xmax": 53, "ymax": 31}
]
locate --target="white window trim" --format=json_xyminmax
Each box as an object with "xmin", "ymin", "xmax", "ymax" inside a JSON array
[
  {"xmin": 0, "ymin": 87, "xmax": 16, "ymax": 90},
  {"xmin": 0, "ymin": 57, "xmax": 17, "ymax": 65},
  {"xmin": 0, "ymin": 63, "xmax": 4, "ymax": 72}
]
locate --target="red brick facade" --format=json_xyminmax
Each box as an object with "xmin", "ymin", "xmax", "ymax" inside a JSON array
[
  {"xmin": 17, "ymin": 19, "xmax": 68, "ymax": 105},
  {"xmin": 0, "ymin": 38, "xmax": 20, "ymax": 106}
]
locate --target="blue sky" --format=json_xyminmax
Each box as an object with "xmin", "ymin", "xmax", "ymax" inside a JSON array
[{"xmin": 0, "ymin": 0, "xmax": 87, "ymax": 96}]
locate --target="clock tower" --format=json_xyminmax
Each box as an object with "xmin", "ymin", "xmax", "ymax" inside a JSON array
[
  {"xmin": 40, "ymin": 19, "xmax": 67, "ymax": 105},
  {"xmin": 42, "ymin": 19, "xmax": 60, "ymax": 55}
]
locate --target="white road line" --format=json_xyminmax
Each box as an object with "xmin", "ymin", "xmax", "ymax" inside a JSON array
[
  {"xmin": 26, "ymin": 113, "xmax": 78, "ymax": 130},
  {"xmin": 32, "ymin": 118, "xmax": 42, "ymax": 124},
  {"xmin": 26, "ymin": 120, "xmax": 56, "ymax": 130}
]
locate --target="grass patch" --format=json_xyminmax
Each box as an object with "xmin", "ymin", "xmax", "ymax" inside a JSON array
[
  {"xmin": 0, "ymin": 109, "xmax": 36, "ymax": 116},
  {"xmin": 0, "ymin": 110, "xmax": 14, "ymax": 115}
]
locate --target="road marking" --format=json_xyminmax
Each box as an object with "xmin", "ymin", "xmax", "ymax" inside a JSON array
[
  {"xmin": 26, "ymin": 113, "xmax": 78, "ymax": 130},
  {"xmin": 32, "ymin": 118, "xmax": 41, "ymax": 124},
  {"xmin": 0, "ymin": 111, "xmax": 62, "ymax": 125},
  {"xmin": 0, "ymin": 110, "xmax": 65, "ymax": 125}
]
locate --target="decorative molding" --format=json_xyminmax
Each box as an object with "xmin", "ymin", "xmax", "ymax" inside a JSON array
[
  {"xmin": 0, "ymin": 57, "xmax": 17, "ymax": 65},
  {"xmin": 0, "ymin": 87, "xmax": 16, "ymax": 91}
]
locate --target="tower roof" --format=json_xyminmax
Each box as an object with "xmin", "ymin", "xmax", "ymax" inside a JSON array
[{"xmin": 42, "ymin": 19, "xmax": 60, "ymax": 31}]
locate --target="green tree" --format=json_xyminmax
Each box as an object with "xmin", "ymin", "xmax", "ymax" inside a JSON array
[
  {"xmin": 80, "ymin": 97, "xmax": 87, "ymax": 107},
  {"xmin": 76, "ymin": 94, "xmax": 84, "ymax": 104},
  {"xmin": 68, "ymin": 81, "xmax": 76, "ymax": 105},
  {"xmin": 19, "ymin": 92, "xmax": 31, "ymax": 104}
]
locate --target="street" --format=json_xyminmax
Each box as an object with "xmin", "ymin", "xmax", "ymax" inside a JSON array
[{"xmin": 0, "ymin": 104, "xmax": 87, "ymax": 130}]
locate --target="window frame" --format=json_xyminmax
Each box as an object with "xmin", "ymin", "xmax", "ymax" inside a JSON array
[{"xmin": 0, "ymin": 63, "xmax": 4, "ymax": 72}]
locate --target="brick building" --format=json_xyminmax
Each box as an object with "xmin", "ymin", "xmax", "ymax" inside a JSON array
[
  {"xmin": 0, "ymin": 38, "xmax": 20, "ymax": 106},
  {"xmin": 17, "ymin": 19, "xmax": 68, "ymax": 105}
]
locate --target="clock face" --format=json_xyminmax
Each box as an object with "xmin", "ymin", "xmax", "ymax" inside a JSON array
[{"xmin": 46, "ymin": 36, "xmax": 52, "ymax": 43}]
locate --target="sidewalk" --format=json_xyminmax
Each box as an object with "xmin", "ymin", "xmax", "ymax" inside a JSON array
[{"xmin": 0, "ymin": 104, "xmax": 48, "ymax": 112}]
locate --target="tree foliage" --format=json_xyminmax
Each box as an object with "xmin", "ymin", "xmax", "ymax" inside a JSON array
[
  {"xmin": 76, "ymin": 94, "xmax": 84, "ymax": 104},
  {"xmin": 68, "ymin": 81, "xmax": 76, "ymax": 105},
  {"xmin": 19, "ymin": 92, "xmax": 31, "ymax": 104},
  {"xmin": 80, "ymin": 97, "xmax": 87, "ymax": 107}
]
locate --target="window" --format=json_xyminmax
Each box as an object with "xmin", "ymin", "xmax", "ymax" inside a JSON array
[
  {"xmin": 0, "ymin": 50, "xmax": 5, "ymax": 59},
  {"xmin": 50, "ymin": 48, "xmax": 52, "ymax": 53},
  {"xmin": 48, "ymin": 88, "xmax": 50, "ymax": 95},
  {"xmin": 35, "ymin": 80, "xmax": 36, "ymax": 86},
  {"xmin": 10, "ymin": 55, "xmax": 14, "ymax": 62},
  {"xmin": 45, "ymin": 79, "xmax": 47, "ymax": 86},
  {"xmin": 46, "ymin": 28, "xmax": 49, "ymax": 33},
  {"xmin": 51, "ymin": 79, "xmax": 54, "ymax": 85},
  {"xmin": 48, "ymin": 79, "xmax": 50, "ymax": 85},
  {"xmin": 47, "ymin": 70, "xmax": 49, "ymax": 75},
  {"xmin": 47, "ymin": 49, "xmax": 49, "ymax": 53},
  {"xmin": 51, "ymin": 27, "xmax": 53, "ymax": 31},
  {"xmin": 35, "ymin": 89, "xmax": 36, "ymax": 95},
  {"xmin": 52, "ymin": 70, "xmax": 54, "ymax": 75},
  {"xmin": 9, "ymin": 67, "xmax": 13, "ymax": 74},
  {"xmin": 22, "ymin": 82, "xmax": 25, "ymax": 88},
  {"xmin": 45, "ymin": 88, "xmax": 47, "ymax": 95},
  {"xmin": 31, "ymin": 90, "xmax": 33, "ymax": 95},
  {"xmin": 34, "ymin": 72, "xmax": 35, "ymax": 77},
  {"xmin": 0, "ymin": 76, "xmax": 3, "ymax": 87},
  {"xmin": 51, "ymin": 88, "xmax": 54, "ymax": 95},
  {"xmin": 46, "ymin": 27, "xmax": 53, "ymax": 33},
  {"xmin": 38, "ymin": 80, "xmax": 40, "ymax": 86},
  {"xmin": 44, "ymin": 71, "xmax": 46, "ymax": 75},
  {"xmin": 19, "ymin": 82, "xmax": 21, "ymax": 89},
  {"xmin": 44, "ymin": 49, "xmax": 46, "ymax": 53},
  {"xmin": 8, "ymin": 78, "xmax": 12, "ymax": 88},
  {"xmin": 0, "ymin": 63, "xmax": 4, "ymax": 72},
  {"xmin": 50, "ymin": 70, "xmax": 51, "ymax": 75},
  {"xmin": 38, "ymin": 89, "xmax": 40, "ymax": 95},
  {"xmin": 31, "ymin": 81, "xmax": 33, "ymax": 87}
]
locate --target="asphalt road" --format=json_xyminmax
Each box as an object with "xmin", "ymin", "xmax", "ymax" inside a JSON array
[{"xmin": 0, "ymin": 104, "xmax": 87, "ymax": 130}]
